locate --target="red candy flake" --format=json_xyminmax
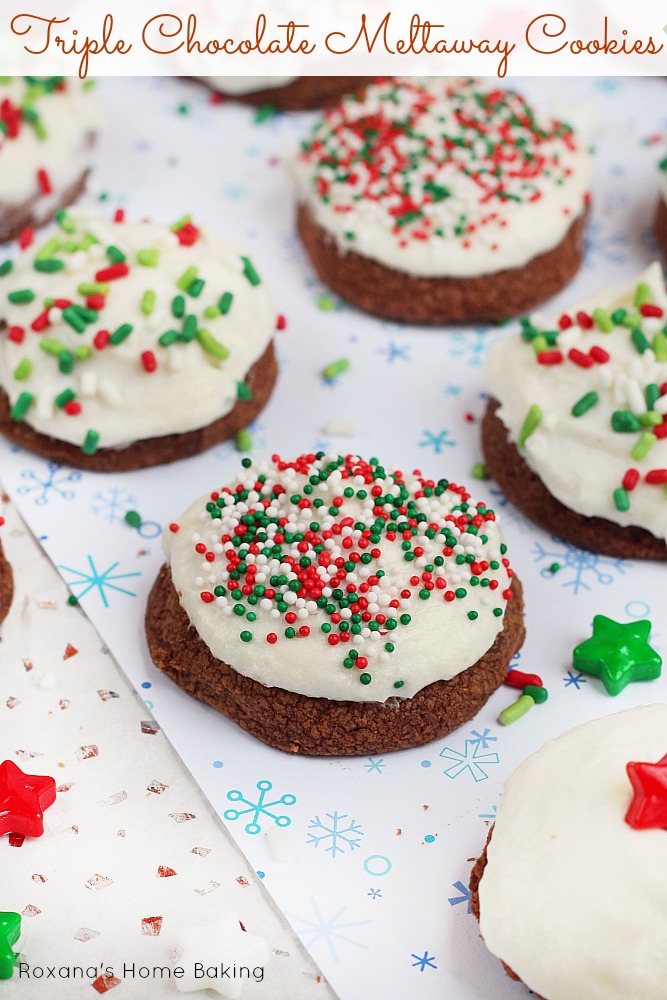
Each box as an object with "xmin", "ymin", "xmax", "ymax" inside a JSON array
[
  {"xmin": 625, "ymin": 754, "xmax": 667, "ymax": 831},
  {"xmin": 92, "ymin": 974, "xmax": 122, "ymax": 994},
  {"xmin": 63, "ymin": 643, "xmax": 78, "ymax": 660},
  {"xmin": 0, "ymin": 759, "xmax": 56, "ymax": 838},
  {"xmin": 141, "ymin": 916, "xmax": 163, "ymax": 937},
  {"xmin": 156, "ymin": 866, "xmax": 177, "ymax": 878}
]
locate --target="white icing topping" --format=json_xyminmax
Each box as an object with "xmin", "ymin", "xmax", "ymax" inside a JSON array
[
  {"xmin": 201, "ymin": 76, "xmax": 297, "ymax": 96},
  {"xmin": 0, "ymin": 78, "xmax": 101, "ymax": 215},
  {"xmin": 478, "ymin": 705, "xmax": 667, "ymax": 1000},
  {"xmin": 486, "ymin": 263, "xmax": 667, "ymax": 544},
  {"xmin": 164, "ymin": 452, "xmax": 515, "ymax": 704},
  {"xmin": 0, "ymin": 210, "xmax": 276, "ymax": 449},
  {"xmin": 292, "ymin": 78, "xmax": 594, "ymax": 279}
]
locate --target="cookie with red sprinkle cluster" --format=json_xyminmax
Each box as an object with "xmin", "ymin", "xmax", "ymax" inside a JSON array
[
  {"xmin": 146, "ymin": 452, "xmax": 524, "ymax": 755},
  {"xmin": 0, "ymin": 208, "xmax": 278, "ymax": 471},
  {"xmin": 483, "ymin": 263, "xmax": 667, "ymax": 559},
  {"xmin": 0, "ymin": 77, "xmax": 101, "ymax": 244},
  {"xmin": 292, "ymin": 77, "xmax": 593, "ymax": 324}
]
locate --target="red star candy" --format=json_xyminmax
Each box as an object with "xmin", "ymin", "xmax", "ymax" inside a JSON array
[
  {"xmin": 625, "ymin": 754, "xmax": 667, "ymax": 831},
  {"xmin": 0, "ymin": 760, "xmax": 56, "ymax": 838}
]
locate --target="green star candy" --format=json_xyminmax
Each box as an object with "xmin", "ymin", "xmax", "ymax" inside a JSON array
[
  {"xmin": 573, "ymin": 616, "xmax": 662, "ymax": 696},
  {"xmin": 0, "ymin": 912, "xmax": 21, "ymax": 979}
]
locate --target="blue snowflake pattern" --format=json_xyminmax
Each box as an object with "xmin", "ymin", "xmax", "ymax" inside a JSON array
[
  {"xmin": 17, "ymin": 462, "xmax": 81, "ymax": 506},
  {"xmin": 439, "ymin": 739, "xmax": 500, "ymax": 782},
  {"xmin": 532, "ymin": 539, "xmax": 628, "ymax": 595},
  {"xmin": 487, "ymin": 487, "xmax": 531, "ymax": 531},
  {"xmin": 90, "ymin": 487, "xmax": 138, "ymax": 524},
  {"xmin": 411, "ymin": 951, "xmax": 437, "ymax": 972},
  {"xmin": 364, "ymin": 757, "xmax": 385, "ymax": 774},
  {"xmin": 219, "ymin": 182, "xmax": 248, "ymax": 200},
  {"xmin": 367, "ymin": 888, "xmax": 382, "ymax": 900},
  {"xmin": 448, "ymin": 328, "xmax": 494, "ymax": 368},
  {"xmin": 584, "ymin": 220, "xmax": 628, "ymax": 267},
  {"xmin": 307, "ymin": 812, "xmax": 363, "ymax": 858},
  {"xmin": 419, "ymin": 429, "xmax": 456, "ymax": 453},
  {"xmin": 447, "ymin": 881, "xmax": 472, "ymax": 913},
  {"xmin": 479, "ymin": 803, "xmax": 498, "ymax": 821},
  {"xmin": 59, "ymin": 556, "xmax": 140, "ymax": 608},
  {"xmin": 470, "ymin": 728, "xmax": 497, "ymax": 750},
  {"xmin": 443, "ymin": 384, "xmax": 462, "ymax": 396},
  {"xmin": 224, "ymin": 779, "xmax": 296, "ymax": 835},
  {"xmin": 286, "ymin": 897, "xmax": 371, "ymax": 963},
  {"xmin": 564, "ymin": 670, "xmax": 588, "ymax": 689},
  {"xmin": 376, "ymin": 340, "xmax": 411, "ymax": 363}
]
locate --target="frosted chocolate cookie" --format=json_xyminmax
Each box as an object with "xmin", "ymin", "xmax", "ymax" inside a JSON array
[
  {"xmin": 199, "ymin": 76, "xmax": 367, "ymax": 111},
  {"xmin": 146, "ymin": 452, "xmax": 524, "ymax": 755},
  {"xmin": 656, "ymin": 158, "xmax": 667, "ymax": 259},
  {"xmin": 0, "ymin": 209, "xmax": 277, "ymax": 471},
  {"xmin": 471, "ymin": 705, "xmax": 667, "ymax": 1000},
  {"xmin": 483, "ymin": 264, "xmax": 667, "ymax": 559},
  {"xmin": 0, "ymin": 77, "xmax": 101, "ymax": 244},
  {"xmin": 292, "ymin": 78, "xmax": 593, "ymax": 324}
]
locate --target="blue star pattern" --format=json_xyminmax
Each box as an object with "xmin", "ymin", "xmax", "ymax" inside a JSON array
[
  {"xmin": 532, "ymin": 539, "xmax": 628, "ymax": 595},
  {"xmin": 447, "ymin": 881, "xmax": 472, "ymax": 913},
  {"xmin": 364, "ymin": 757, "xmax": 385, "ymax": 774},
  {"xmin": 439, "ymin": 739, "xmax": 500, "ymax": 782},
  {"xmin": 307, "ymin": 812, "xmax": 364, "ymax": 858},
  {"xmin": 286, "ymin": 897, "xmax": 371, "ymax": 963},
  {"xmin": 17, "ymin": 463, "xmax": 81, "ymax": 506},
  {"xmin": 411, "ymin": 951, "xmax": 437, "ymax": 972},
  {"xmin": 564, "ymin": 670, "xmax": 588, "ymax": 689},
  {"xmin": 448, "ymin": 328, "xmax": 494, "ymax": 368},
  {"xmin": 224, "ymin": 779, "xmax": 296, "ymax": 835},
  {"xmin": 419, "ymin": 429, "xmax": 456, "ymax": 453},
  {"xmin": 59, "ymin": 556, "xmax": 140, "ymax": 608},
  {"xmin": 367, "ymin": 888, "xmax": 382, "ymax": 900},
  {"xmin": 376, "ymin": 340, "xmax": 411, "ymax": 363},
  {"xmin": 469, "ymin": 728, "xmax": 497, "ymax": 750}
]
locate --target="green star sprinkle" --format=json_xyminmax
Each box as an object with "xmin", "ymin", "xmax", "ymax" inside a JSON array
[
  {"xmin": 573, "ymin": 616, "xmax": 662, "ymax": 696},
  {"xmin": 0, "ymin": 912, "xmax": 21, "ymax": 979}
]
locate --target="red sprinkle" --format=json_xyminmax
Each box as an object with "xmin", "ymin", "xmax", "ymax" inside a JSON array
[
  {"xmin": 95, "ymin": 263, "xmax": 129, "ymax": 282},
  {"xmin": 639, "ymin": 304, "xmax": 663, "ymax": 318},
  {"xmin": 645, "ymin": 469, "xmax": 667, "ymax": 485},
  {"xmin": 276, "ymin": 314, "xmax": 287, "ymax": 331},
  {"xmin": 113, "ymin": 208, "xmax": 125, "ymax": 223},
  {"xmin": 622, "ymin": 469, "xmax": 640, "ymax": 491},
  {"xmin": 30, "ymin": 310, "xmax": 50, "ymax": 332},
  {"xmin": 169, "ymin": 523, "xmax": 179, "ymax": 533},
  {"xmin": 37, "ymin": 168, "xmax": 52, "ymax": 195},
  {"xmin": 8, "ymin": 325, "xmax": 24, "ymax": 343},
  {"xmin": 200, "ymin": 592, "xmax": 214, "ymax": 604},
  {"xmin": 589, "ymin": 345, "xmax": 610, "ymax": 364},
  {"xmin": 64, "ymin": 400, "xmax": 81, "ymax": 416},
  {"xmin": 18, "ymin": 226, "xmax": 34, "ymax": 250},
  {"xmin": 175, "ymin": 222, "xmax": 199, "ymax": 246},
  {"xmin": 558, "ymin": 314, "xmax": 573, "ymax": 330},
  {"xmin": 576, "ymin": 310, "xmax": 594, "ymax": 329},
  {"xmin": 141, "ymin": 350, "xmax": 157, "ymax": 373},
  {"xmin": 505, "ymin": 669, "xmax": 543, "ymax": 689},
  {"xmin": 266, "ymin": 633, "xmax": 277, "ymax": 644},
  {"xmin": 93, "ymin": 329, "xmax": 110, "ymax": 350},
  {"xmin": 86, "ymin": 294, "xmax": 106, "ymax": 310},
  {"xmin": 537, "ymin": 350, "xmax": 563, "ymax": 366},
  {"xmin": 568, "ymin": 348, "xmax": 594, "ymax": 369}
]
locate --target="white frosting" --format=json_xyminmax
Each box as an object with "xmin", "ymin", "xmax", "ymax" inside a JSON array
[
  {"xmin": 0, "ymin": 78, "xmax": 101, "ymax": 214},
  {"xmin": 201, "ymin": 76, "xmax": 297, "ymax": 96},
  {"xmin": 164, "ymin": 453, "xmax": 516, "ymax": 704},
  {"xmin": 478, "ymin": 705, "xmax": 667, "ymax": 1000},
  {"xmin": 0, "ymin": 210, "xmax": 276, "ymax": 449},
  {"xmin": 292, "ymin": 78, "xmax": 594, "ymax": 279},
  {"xmin": 486, "ymin": 263, "xmax": 667, "ymax": 544}
]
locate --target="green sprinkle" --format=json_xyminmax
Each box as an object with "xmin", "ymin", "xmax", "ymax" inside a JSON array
[
  {"xmin": 639, "ymin": 412, "xmax": 662, "ymax": 427},
  {"xmin": 572, "ymin": 391, "xmax": 599, "ymax": 417},
  {"xmin": 11, "ymin": 391, "xmax": 34, "ymax": 421},
  {"xmin": 549, "ymin": 562, "xmax": 560, "ymax": 574},
  {"xmin": 39, "ymin": 337, "xmax": 67, "ymax": 356},
  {"xmin": 531, "ymin": 334, "xmax": 549, "ymax": 355},
  {"xmin": 254, "ymin": 103, "xmax": 277, "ymax": 123},
  {"xmin": 611, "ymin": 308, "xmax": 627, "ymax": 325},
  {"xmin": 55, "ymin": 388, "xmax": 76, "ymax": 408},
  {"xmin": 177, "ymin": 266, "xmax": 198, "ymax": 291},
  {"xmin": 219, "ymin": 292, "xmax": 234, "ymax": 314},
  {"xmin": 471, "ymin": 462, "xmax": 488, "ymax": 480},
  {"xmin": 322, "ymin": 359, "xmax": 350, "ymax": 380},
  {"xmin": 141, "ymin": 290, "xmax": 156, "ymax": 316},
  {"xmin": 646, "ymin": 383, "xmax": 661, "ymax": 411},
  {"xmin": 467, "ymin": 610, "xmax": 478, "ymax": 621},
  {"xmin": 170, "ymin": 215, "xmax": 191, "ymax": 232},
  {"xmin": 13, "ymin": 358, "xmax": 32, "ymax": 381},
  {"xmin": 523, "ymin": 685, "xmax": 548, "ymax": 704},
  {"xmin": 33, "ymin": 258, "xmax": 64, "ymax": 273},
  {"xmin": 634, "ymin": 282, "xmax": 652, "ymax": 307},
  {"xmin": 180, "ymin": 314, "xmax": 198, "ymax": 342},
  {"xmin": 61, "ymin": 306, "xmax": 86, "ymax": 333},
  {"xmin": 58, "ymin": 351, "xmax": 74, "ymax": 374},
  {"xmin": 187, "ymin": 277, "xmax": 205, "ymax": 298},
  {"xmin": 137, "ymin": 248, "xmax": 159, "ymax": 267},
  {"xmin": 36, "ymin": 237, "xmax": 61, "ymax": 260},
  {"xmin": 592, "ymin": 308, "xmax": 613, "ymax": 332},
  {"xmin": 67, "ymin": 595, "xmax": 78, "ymax": 606},
  {"xmin": 621, "ymin": 312, "xmax": 642, "ymax": 329},
  {"xmin": 81, "ymin": 429, "xmax": 100, "ymax": 455},
  {"xmin": 631, "ymin": 328, "xmax": 651, "ymax": 354},
  {"xmin": 653, "ymin": 332, "xmax": 667, "ymax": 362},
  {"xmin": 241, "ymin": 256, "xmax": 261, "ymax": 287},
  {"xmin": 109, "ymin": 323, "xmax": 133, "ymax": 345},
  {"xmin": 55, "ymin": 210, "xmax": 76, "ymax": 234},
  {"xmin": 498, "ymin": 694, "xmax": 535, "ymax": 726},
  {"xmin": 631, "ymin": 431, "xmax": 656, "ymax": 461},
  {"xmin": 235, "ymin": 428, "xmax": 252, "ymax": 453},
  {"xmin": 203, "ymin": 305, "xmax": 221, "ymax": 319},
  {"xmin": 236, "ymin": 381, "xmax": 252, "ymax": 402},
  {"xmin": 77, "ymin": 282, "xmax": 108, "ymax": 296},
  {"xmin": 613, "ymin": 487, "xmax": 630, "ymax": 512},
  {"xmin": 196, "ymin": 328, "xmax": 229, "ymax": 360},
  {"xmin": 106, "ymin": 245, "xmax": 126, "ymax": 264},
  {"xmin": 317, "ymin": 295, "xmax": 336, "ymax": 312},
  {"xmin": 158, "ymin": 330, "xmax": 179, "ymax": 347},
  {"xmin": 359, "ymin": 672, "xmax": 372, "ymax": 685},
  {"xmin": 518, "ymin": 404, "xmax": 542, "ymax": 447},
  {"xmin": 171, "ymin": 294, "xmax": 185, "ymax": 318},
  {"xmin": 7, "ymin": 289, "xmax": 36, "ymax": 304},
  {"xmin": 611, "ymin": 410, "xmax": 641, "ymax": 433},
  {"xmin": 74, "ymin": 346, "xmax": 90, "ymax": 361},
  {"xmin": 0, "ymin": 260, "xmax": 13, "ymax": 277},
  {"xmin": 124, "ymin": 510, "xmax": 142, "ymax": 528}
]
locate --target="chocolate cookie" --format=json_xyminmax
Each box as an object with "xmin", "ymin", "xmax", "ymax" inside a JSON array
[
  {"xmin": 202, "ymin": 76, "xmax": 368, "ymax": 111},
  {"xmin": 656, "ymin": 196, "xmax": 667, "ymax": 259},
  {"xmin": 0, "ymin": 538, "xmax": 13, "ymax": 624}
]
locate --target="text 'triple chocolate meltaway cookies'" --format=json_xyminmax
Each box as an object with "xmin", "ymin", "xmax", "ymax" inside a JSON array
[
  {"xmin": 656, "ymin": 157, "xmax": 667, "ymax": 259},
  {"xmin": 470, "ymin": 705, "xmax": 667, "ymax": 1000},
  {"xmin": 483, "ymin": 263, "xmax": 667, "ymax": 559},
  {"xmin": 146, "ymin": 452, "xmax": 525, "ymax": 756},
  {"xmin": 292, "ymin": 77, "xmax": 594, "ymax": 325},
  {"xmin": 0, "ymin": 209, "xmax": 278, "ymax": 471},
  {"xmin": 198, "ymin": 76, "xmax": 367, "ymax": 111},
  {"xmin": 0, "ymin": 77, "xmax": 102, "ymax": 244}
]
